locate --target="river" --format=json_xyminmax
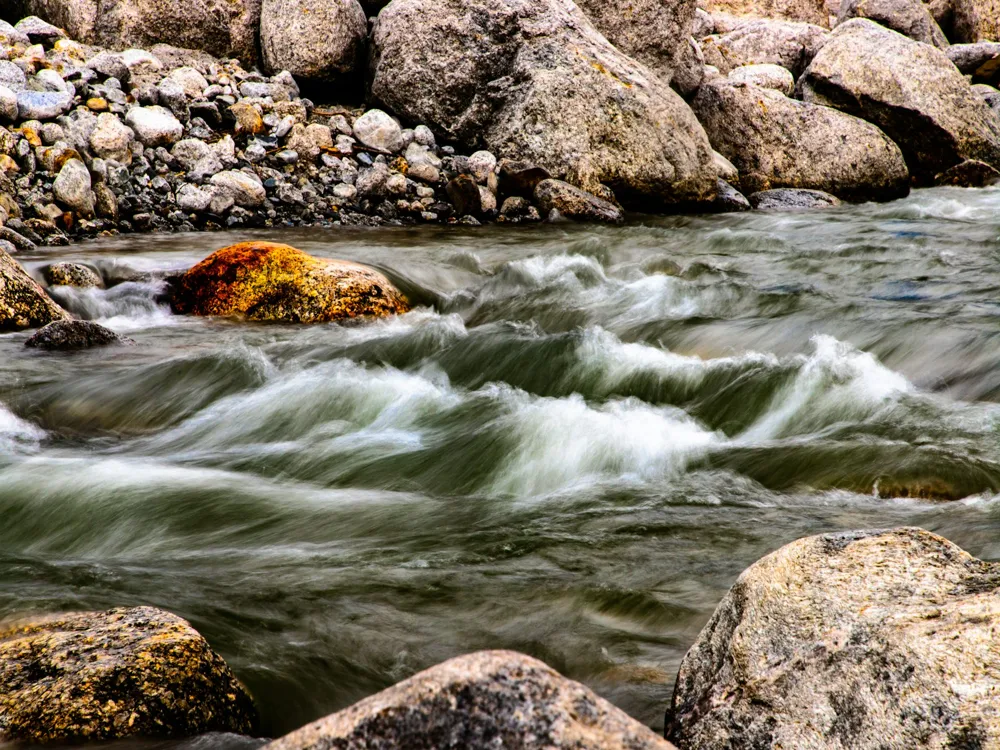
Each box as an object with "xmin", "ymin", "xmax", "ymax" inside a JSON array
[{"xmin": 3, "ymin": 187, "xmax": 1000, "ymax": 742}]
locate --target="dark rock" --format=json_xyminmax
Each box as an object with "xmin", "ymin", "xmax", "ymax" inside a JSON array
[
  {"xmin": 0, "ymin": 246, "xmax": 69, "ymax": 331},
  {"xmin": 667, "ymin": 528, "xmax": 1000, "ymax": 750},
  {"xmin": 946, "ymin": 42, "xmax": 1000, "ymax": 83},
  {"xmin": 749, "ymin": 187, "xmax": 842, "ymax": 209},
  {"xmin": 445, "ymin": 175, "xmax": 483, "ymax": 217},
  {"xmin": 534, "ymin": 179, "xmax": 624, "ymax": 224},
  {"xmin": 0, "ymin": 606, "xmax": 256, "ymax": 742},
  {"xmin": 934, "ymin": 158, "xmax": 1000, "ymax": 186},
  {"xmin": 24, "ymin": 319, "xmax": 134, "ymax": 349},
  {"xmin": 265, "ymin": 651, "xmax": 677, "ymax": 750},
  {"xmin": 497, "ymin": 160, "xmax": 553, "ymax": 199},
  {"xmin": 799, "ymin": 19, "xmax": 1000, "ymax": 182},
  {"xmin": 709, "ymin": 178, "xmax": 752, "ymax": 211}
]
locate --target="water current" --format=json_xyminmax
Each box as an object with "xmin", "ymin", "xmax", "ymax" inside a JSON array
[{"xmin": 4, "ymin": 186, "xmax": 1000, "ymax": 743}]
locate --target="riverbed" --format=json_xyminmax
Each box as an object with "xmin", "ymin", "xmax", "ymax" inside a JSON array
[{"xmin": 3, "ymin": 187, "xmax": 1000, "ymax": 741}]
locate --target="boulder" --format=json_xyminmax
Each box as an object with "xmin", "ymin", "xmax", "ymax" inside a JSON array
[
  {"xmin": 0, "ymin": 247, "xmax": 68, "ymax": 331},
  {"xmin": 369, "ymin": 0, "xmax": 718, "ymax": 208},
  {"xmin": 667, "ymin": 528, "xmax": 1000, "ymax": 750},
  {"xmin": 727, "ymin": 62, "xmax": 795, "ymax": 93},
  {"xmin": 951, "ymin": 0, "xmax": 1000, "ymax": 43},
  {"xmin": 260, "ymin": 0, "xmax": 367, "ymax": 80},
  {"xmin": 692, "ymin": 79, "xmax": 909, "ymax": 201},
  {"xmin": 701, "ymin": 19, "xmax": 829, "ymax": 76},
  {"xmin": 13, "ymin": 0, "xmax": 262, "ymax": 66},
  {"xmin": 266, "ymin": 651, "xmax": 676, "ymax": 750},
  {"xmin": 534, "ymin": 178, "xmax": 625, "ymax": 223},
  {"xmin": 697, "ymin": 0, "xmax": 828, "ymax": 27},
  {"xmin": 25, "ymin": 319, "xmax": 134, "ymax": 349},
  {"xmin": 170, "ymin": 241, "xmax": 410, "ymax": 323},
  {"xmin": 43, "ymin": 261, "xmax": 103, "ymax": 288},
  {"xmin": 837, "ymin": 0, "xmax": 948, "ymax": 46},
  {"xmin": 934, "ymin": 158, "xmax": 1000, "ymax": 185},
  {"xmin": 124, "ymin": 106, "xmax": 183, "ymax": 147},
  {"xmin": 0, "ymin": 606, "xmax": 256, "ymax": 742},
  {"xmin": 749, "ymin": 187, "xmax": 842, "ymax": 208},
  {"xmin": 574, "ymin": 0, "xmax": 697, "ymax": 82},
  {"xmin": 52, "ymin": 158, "xmax": 95, "ymax": 217},
  {"xmin": 799, "ymin": 19, "xmax": 1000, "ymax": 181},
  {"xmin": 946, "ymin": 42, "xmax": 1000, "ymax": 83}
]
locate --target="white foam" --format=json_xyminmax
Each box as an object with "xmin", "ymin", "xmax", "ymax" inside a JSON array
[{"xmin": 0, "ymin": 403, "xmax": 44, "ymax": 454}]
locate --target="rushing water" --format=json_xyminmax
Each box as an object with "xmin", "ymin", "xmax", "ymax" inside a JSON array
[{"xmin": 4, "ymin": 187, "xmax": 1000, "ymax": 742}]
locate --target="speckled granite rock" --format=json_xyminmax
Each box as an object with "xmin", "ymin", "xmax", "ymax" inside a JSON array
[
  {"xmin": 24, "ymin": 319, "xmax": 134, "ymax": 349},
  {"xmin": 0, "ymin": 606, "xmax": 257, "ymax": 743},
  {"xmin": 0, "ymin": 246, "xmax": 69, "ymax": 330},
  {"xmin": 667, "ymin": 527, "xmax": 1000, "ymax": 750},
  {"xmin": 43, "ymin": 261, "xmax": 103, "ymax": 288},
  {"xmin": 266, "ymin": 650, "xmax": 677, "ymax": 750}
]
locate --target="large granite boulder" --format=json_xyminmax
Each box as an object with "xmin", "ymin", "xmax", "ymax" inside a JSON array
[
  {"xmin": 266, "ymin": 651, "xmax": 677, "ymax": 750},
  {"xmin": 692, "ymin": 79, "xmax": 909, "ymax": 200},
  {"xmin": 667, "ymin": 528, "xmax": 1000, "ymax": 749},
  {"xmin": 9, "ymin": 0, "xmax": 261, "ymax": 66},
  {"xmin": 701, "ymin": 19, "xmax": 830, "ymax": 76},
  {"xmin": 170, "ymin": 241, "xmax": 410, "ymax": 323},
  {"xmin": 951, "ymin": 0, "xmax": 1000, "ymax": 43},
  {"xmin": 368, "ymin": 0, "xmax": 719, "ymax": 209},
  {"xmin": 259, "ymin": 0, "xmax": 367, "ymax": 81},
  {"xmin": 799, "ymin": 19, "xmax": 1000, "ymax": 181},
  {"xmin": 0, "ymin": 606, "xmax": 256, "ymax": 743},
  {"xmin": 698, "ymin": 0, "xmax": 828, "ymax": 27},
  {"xmin": 0, "ymin": 247, "xmax": 68, "ymax": 331},
  {"xmin": 574, "ymin": 0, "xmax": 696, "ymax": 82},
  {"xmin": 837, "ymin": 0, "xmax": 949, "ymax": 46}
]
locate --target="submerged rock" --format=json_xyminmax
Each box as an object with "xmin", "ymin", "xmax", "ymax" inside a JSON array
[
  {"xmin": 749, "ymin": 187, "xmax": 843, "ymax": 208},
  {"xmin": 534, "ymin": 179, "xmax": 624, "ymax": 224},
  {"xmin": 25, "ymin": 320, "xmax": 134, "ymax": 349},
  {"xmin": 667, "ymin": 527, "xmax": 1000, "ymax": 749},
  {"xmin": 934, "ymin": 158, "xmax": 1000, "ymax": 186},
  {"xmin": 266, "ymin": 650, "xmax": 676, "ymax": 750},
  {"xmin": 170, "ymin": 241, "xmax": 409, "ymax": 323},
  {"xmin": 0, "ymin": 247, "xmax": 69, "ymax": 331},
  {"xmin": 0, "ymin": 606, "xmax": 256, "ymax": 742},
  {"xmin": 799, "ymin": 19, "xmax": 1000, "ymax": 182},
  {"xmin": 693, "ymin": 79, "xmax": 908, "ymax": 201},
  {"xmin": 369, "ymin": 0, "xmax": 718, "ymax": 209}
]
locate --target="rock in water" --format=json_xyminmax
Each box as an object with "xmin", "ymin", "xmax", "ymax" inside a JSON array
[
  {"xmin": 692, "ymin": 79, "xmax": 909, "ymax": 201},
  {"xmin": 369, "ymin": 0, "xmax": 718, "ymax": 209},
  {"xmin": 574, "ymin": 0, "xmax": 697, "ymax": 82},
  {"xmin": 934, "ymin": 158, "xmax": 1000, "ymax": 186},
  {"xmin": 667, "ymin": 527, "xmax": 1000, "ymax": 749},
  {"xmin": 43, "ymin": 262, "xmax": 104, "ymax": 288},
  {"xmin": 25, "ymin": 320, "xmax": 134, "ymax": 350},
  {"xmin": 0, "ymin": 248, "xmax": 69, "ymax": 331},
  {"xmin": 749, "ymin": 187, "xmax": 842, "ymax": 208},
  {"xmin": 259, "ymin": 0, "xmax": 366, "ymax": 81},
  {"xmin": 170, "ymin": 242, "xmax": 410, "ymax": 323},
  {"xmin": 534, "ymin": 179, "xmax": 625, "ymax": 223},
  {"xmin": 799, "ymin": 19, "xmax": 1000, "ymax": 182},
  {"xmin": 265, "ymin": 650, "xmax": 677, "ymax": 750},
  {"xmin": 0, "ymin": 606, "xmax": 256, "ymax": 743}
]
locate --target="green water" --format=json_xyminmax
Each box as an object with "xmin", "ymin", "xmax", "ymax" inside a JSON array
[{"xmin": 4, "ymin": 187, "xmax": 1000, "ymax": 741}]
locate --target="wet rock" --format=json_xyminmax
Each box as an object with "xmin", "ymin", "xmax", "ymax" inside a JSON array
[
  {"xmin": 260, "ymin": 0, "xmax": 366, "ymax": 80},
  {"xmin": 24, "ymin": 319, "xmax": 134, "ymax": 349},
  {"xmin": 727, "ymin": 62, "xmax": 794, "ymax": 93},
  {"xmin": 693, "ymin": 79, "xmax": 908, "ymax": 201},
  {"xmin": 352, "ymin": 109, "xmax": 403, "ymax": 153},
  {"xmin": 698, "ymin": 0, "xmax": 828, "ymax": 26},
  {"xmin": 125, "ymin": 105, "xmax": 183, "ymax": 147},
  {"xmin": 799, "ymin": 19, "xmax": 1000, "ymax": 182},
  {"xmin": 667, "ymin": 527, "xmax": 1000, "ymax": 750},
  {"xmin": 369, "ymin": 0, "xmax": 718, "ymax": 208},
  {"xmin": 574, "ymin": 0, "xmax": 698, "ymax": 82},
  {"xmin": 0, "ymin": 246, "xmax": 69, "ymax": 331},
  {"xmin": 749, "ymin": 187, "xmax": 842, "ymax": 209},
  {"xmin": 445, "ymin": 175, "xmax": 483, "ymax": 217},
  {"xmin": 171, "ymin": 242, "xmax": 409, "ymax": 323},
  {"xmin": 701, "ymin": 19, "xmax": 829, "ymax": 76},
  {"xmin": 266, "ymin": 651, "xmax": 676, "ymax": 750},
  {"xmin": 946, "ymin": 42, "xmax": 1000, "ymax": 83},
  {"xmin": 16, "ymin": 90, "xmax": 73, "ymax": 121},
  {"xmin": 837, "ymin": 0, "xmax": 948, "ymax": 46},
  {"xmin": 52, "ymin": 158, "xmax": 95, "ymax": 217},
  {"xmin": 710, "ymin": 178, "xmax": 752, "ymax": 211},
  {"xmin": 0, "ymin": 606, "xmax": 256, "ymax": 741},
  {"xmin": 534, "ymin": 178, "xmax": 624, "ymax": 224},
  {"xmin": 209, "ymin": 170, "xmax": 266, "ymax": 207},
  {"xmin": 89, "ymin": 112, "xmax": 133, "ymax": 163},
  {"xmin": 951, "ymin": 0, "xmax": 1000, "ymax": 43},
  {"xmin": 934, "ymin": 158, "xmax": 1000, "ymax": 186},
  {"xmin": 43, "ymin": 262, "xmax": 104, "ymax": 289}
]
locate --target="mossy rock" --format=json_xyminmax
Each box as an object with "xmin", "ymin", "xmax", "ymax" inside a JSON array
[
  {"xmin": 0, "ymin": 247, "xmax": 69, "ymax": 331},
  {"xmin": 0, "ymin": 606, "xmax": 258, "ymax": 743},
  {"xmin": 170, "ymin": 241, "xmax": 410, "ymax": 323}
]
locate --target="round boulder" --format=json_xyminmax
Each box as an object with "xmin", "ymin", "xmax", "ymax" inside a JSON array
[
  {"xmin": 0, "ymin": 606, "xmax": 257, "ymax": 743},
  {"xmin": 260, "ymin": 0, "xmax": 366, "ymax": 80},
  {"xmin": 727, "ymin": 63, "xmax": 795, "ymax": 93},
  {"xmin": 668, "ymin": 528, "xmax": 1000, "ymax": 749},
  {"xmin": 25, "ymin": 320, "xmax": 134, "ymax": 350},
  {"xmin": 170, "ymin": 241, "xmax": 410, "ymax": 323}
]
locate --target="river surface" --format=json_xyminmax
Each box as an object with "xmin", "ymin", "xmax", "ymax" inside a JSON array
[{"xmin": 4, "ymin": 187, "xmax": 1000, "ymax": 742}]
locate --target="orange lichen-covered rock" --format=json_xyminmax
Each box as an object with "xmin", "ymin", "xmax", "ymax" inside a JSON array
[
  {"xmin": 170, "ymin": 241, "xmax": 409, "ymax": 323},
  {"xmin": 0, "ymin": 606, "xmax": 257, "ymax": 743}
]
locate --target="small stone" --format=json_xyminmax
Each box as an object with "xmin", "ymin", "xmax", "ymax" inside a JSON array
[
  {"xmin": 352, "ymin": 109, "xmax": 403, "ymax": 152},
  {"xmin": 168, "ymin": 67, "xmax": 209, "ymax": 98},
  {"xmin": 171, "ymin": 138, "xmax": 223, "ymax": 181},
  {"xmin": 15, "ymin": 16, "xmax": 65, "ymax": 45},
  {"xmin": 43, "ymin": 262, "xmax": 103, "ymax": 288},
  {"xmin": 229, "ymin": 101, "xmax": 263, "ymax": 135},
  {"xmin": 93, "ymin": 183, "xmax": 118, "ymax": 220},
  {"xmin": 86, "ymin": 51, "xmax": 130, "ymax": 83},
  {"xmin": 176, "ymin": 183, "xmax": 213, "ymax": 212},
  {"xmin": 728, "ymin": 63, "xmax": 795, "ymax": 95},
  {"xmin": 468, "ymin": 150, "xmax": 497, "ymax": 184},
  {"xmin": 497, "ymin": 160, "xmax": 551, "ymax": 199},
  {"xmin": 332, "ymin": 183, "xmax": 357, "ymax": 199},
  {"xmin": 286, "ymin": 122, "xmax": 333, "ymax": 162},
  {"xmin": 408, "ymin": 163, "xmax": 439, "ymax": 183},
  {"xmin": 125, "ymin": 106, "xmax": 183, "ymax": 147},
  {"xmin": 89, "ymin": 113, "xmax": 133, "ymax": 164},
  {"xmin": 86, "ymin": 97, "xmax": 109, "ymax": 111},
  {"xmin": 709, "ymin": 178, "xmax": 752, "ymax": 212},
  {"xmin": 32, "ymin": 69, "xmax": 68, "ymax": 94},
  {"xmin": 16, "ymin": 90, "xmax": 72, "ymax": 121},
  {"xmin": 413, "ymin": 124, "xmax": 435, "ymax": 146},
  {"xmin": 52, "ymin": 159, "xmax": 94, "ymax": 217},
  {"xmin": 445, "ymin": 174, "xmax": 482, "ymax": 216},
  {"xmin": 0, "ymin": 62, "xmax": 25, "ymax": 92},
  {"xmin": 275, "ymin": 149, "xmax": 298, "ymax": 164},
  {"xmin": 209, "ymin": 170, "xmax": 266, "ymax": 207},
  {"xmin": 329, "ymin": 114, "xmax": 351, "ymax": 135}
]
